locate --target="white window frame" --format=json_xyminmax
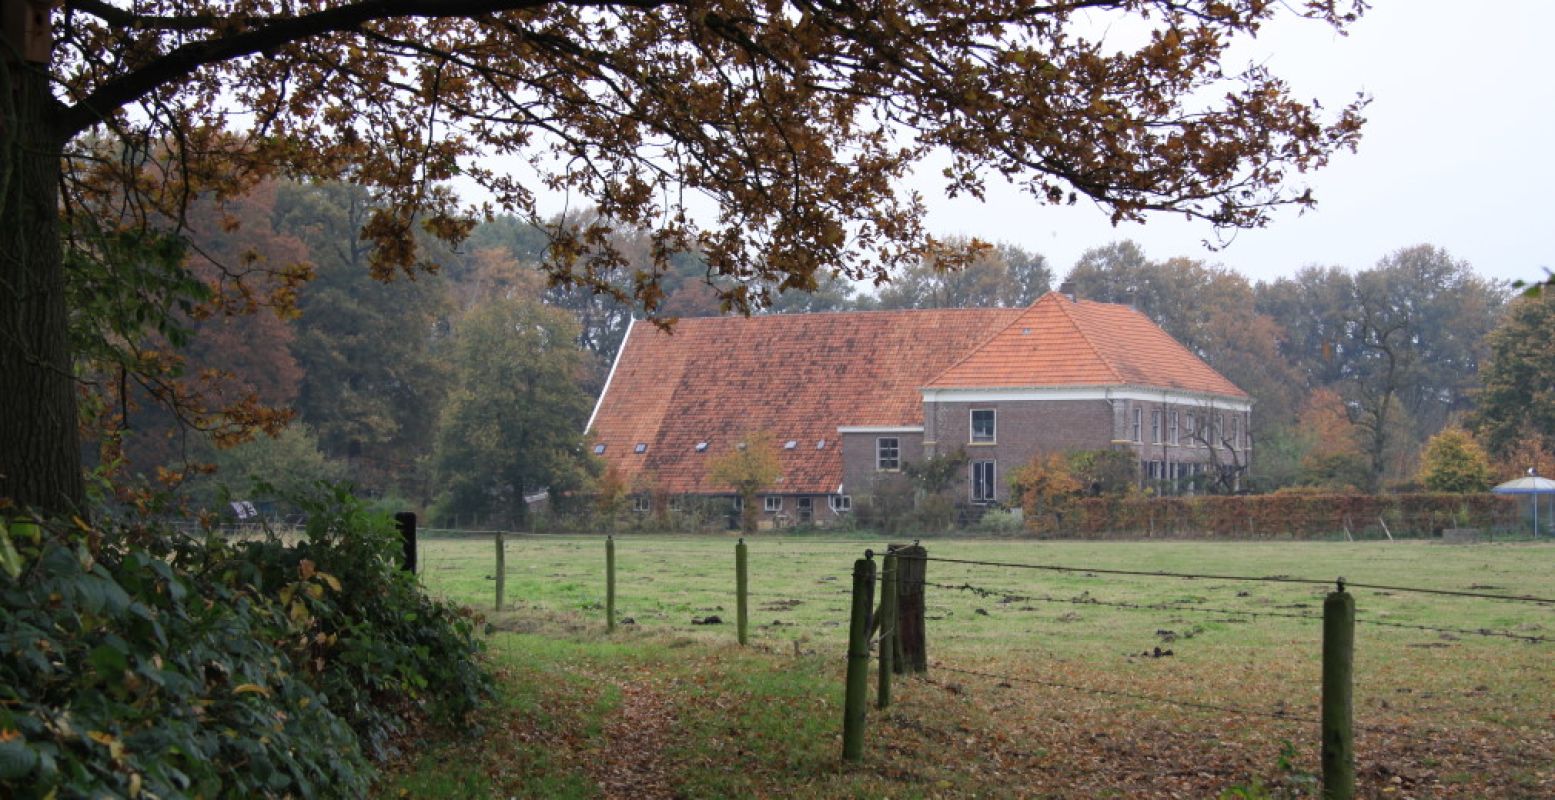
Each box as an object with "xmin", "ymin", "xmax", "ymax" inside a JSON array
[
  {"xmin": 1151, "ymin": 409, "xmax": 1161, "ymax": 444},
  {"xmin": 876, "ymin": 437, "xmax": 900, "ymax": 471},
  {"xmin": 1132, "ymin": 408, "xmax": 1143, "ymax": 442},
  {"xmin": 1170, "ymin": 411, "xmax": 1180, "ymax": 445},
  {"xmin": 632, "ymin": 495, "xmax": 650, "ymax": 513},
  {"xmin": 764, "ymin": 495, "xmax": 782, "ymax": 512},
  {"xmin": 970, "ymin": 408, "xmax": 996, "ymax": 444},
  {"xmin": 829, "ymin": 495, "xmax": 853, "ymax": 512},
  {"xmin": 971, "ymin": 460, "xmax": 996, "ymax": 504}
]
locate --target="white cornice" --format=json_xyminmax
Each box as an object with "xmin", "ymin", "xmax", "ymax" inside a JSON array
[
  {"xmin": 921, "ymin": 385, "xmax": 1253, "ymax": 412},
  {"xmin": 585, "ymin": 317, "xmax": 635, "ymax": 433}
]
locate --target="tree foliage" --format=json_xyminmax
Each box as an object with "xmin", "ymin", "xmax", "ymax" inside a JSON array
[
  {"xmin": 1417, "ymin": 427, "xmax": 1493, "ymax": 494},
  {"xmin": 707, "ymin": 431, "xmax": 782, "ymax": 534},
  {"xmin": 1471, "ymin": 292, "xmax": 1555, "ymax": 460},
  {"xmin": 3, "ymin": 0, "xmax": 1369, "ymax": 513},
  {"xmin": 432, "ymin": 293, "xmax": 594, "ymax": 527},
  {"xmin": 877, "ymin": 238, "xmax": 1051, "ymax": 310}
]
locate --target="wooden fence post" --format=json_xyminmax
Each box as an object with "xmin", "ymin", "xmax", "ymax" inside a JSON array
[
  {"xmin": 606, "ymin": 535, "xmax": 616, "ymax": 633},
  {"xmin": 1322, "ymin": 580, "xmax": 1355, "ymax": 800},
  {"xmin": 394, "ymin": 512, "xmax": 417, "ymax": 574},
  {"xmin": 877, "ymin": 551, "xmax": 898, "ymax": 709},
  {"xmin": 894, "ymin": 543, "xmax": 928, "ymax": 674},
  {"xmin": 735, "ymin": 538, "xmax": 748, "ymax": 646},
  {"xmin": 842, "ymin": 551, "xmax": 876, "ymax": 762},
  {"xmin": 494, "ymin": 529, "xmax": 506, "ymax": 611}
]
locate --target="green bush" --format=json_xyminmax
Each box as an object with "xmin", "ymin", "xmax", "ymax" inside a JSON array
[{"xmin": 0, "ymin": 485, "xmax": 490, "ymax": 798}]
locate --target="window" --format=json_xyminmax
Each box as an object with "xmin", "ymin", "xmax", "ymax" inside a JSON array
[
  {"xmin": 632, "ymin": 495, "xmax": 650, "ymax": 513},
  {"xmin": 797, "ymin": 497, "xmax": 813, "ymax": 523},
  {"xmin": 876, "ymin": 437, "xmax": 900, "ymax": 471},
  {"xmin": 633, "ymin": 442, "xmax": 647, "ymax": 454},
  {"xmin": 971, "ymin": 409, "xmax": 996, "ymax": 443},
  {"xmin": 1170, "ymin": 411, "xmax": 1180, "ymax": 445},
  {"xmin": 1132, "ymin": 408, "xmax": 1143, "ymax": 442},
  {"xmin": 784, "ymin": 440, "xmax": 798, "ymax": 450},
  {"xmin": 764, "ymin": 496, "xmax": 782, "ymax": 512},
  {"xmin": 829, "ymin": 495, "xmax": 853, "ymax": 512},
  {"xmin": 1217, "ymin": 414, "xmax": 1225, "ymax": 442},
  {"xmin": 731, "ymin": 495, "xmax": 743, "ymax": 511},
  {"xmin": 695, "ymin": 441, "xmax": 709, "ymax": 452},
  {"xmin": 1151, "ymin": 410, "xmax": 1161, "ymax": 444},
  {"xmin": 816, "ymin": 439, "xmax": 826, "ymax": 449},
  {"xmin": 593, "ymin": 443, "xmax": 607, "ymax": 455},
  {"xmin": 971, "ymin": 461, "xmax": 996, "ymax": 504},
  {"xmin": 1231, "ymin": 416, "xmax": 1240, "ymax": 449}
]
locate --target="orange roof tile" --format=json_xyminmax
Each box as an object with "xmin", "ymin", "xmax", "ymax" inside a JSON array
[
  {"xmin": 588, "ymin": 295, "xmax": 1246, "ymax": 496},
  {"xmin": 926, "ymin": 292, "xmax": 1249, "ymax": 398},
  {"xmin": 587, "ymin": 309, "xmax": 1019, "ymax": 494}
]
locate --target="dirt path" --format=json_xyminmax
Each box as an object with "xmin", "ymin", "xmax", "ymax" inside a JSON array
[{"xmin": 586, "ymin": 680, "xmax": 680, "ymax": 800}]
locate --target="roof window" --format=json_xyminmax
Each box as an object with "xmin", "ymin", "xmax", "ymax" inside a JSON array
[
  {"xmin": 816, "ymin": 439, "xmax": 826, "ymax": 449},
  {"xmin": 593, "ymin": 444, "xmax": 606, "ymax": 455},
  {"xmin": 695, "ymin": 441, "xmax": 709, "ymax": 452},
  {"xmin": 634, "ymin": 443, "xmax": 647, "ymax": 454},
  {"xmin": 784, "ymin": 440, "xmax": 798, "ymax": 450}
]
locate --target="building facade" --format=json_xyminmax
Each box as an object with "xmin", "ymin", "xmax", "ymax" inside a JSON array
[{"xmin": 586, "ymin": 292, "xmax": 1251, "ymax": 527}]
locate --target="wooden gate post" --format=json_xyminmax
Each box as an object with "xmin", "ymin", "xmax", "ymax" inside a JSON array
[
  {"xmin": 1322, "ymin": 580, "xmax": 1356, "ymax": 800},
  {"xmin": 894, "ymin": 543, "xmax": 928, "ymax": 674},
  {"xmin": 877, "ymin": 551, "xmax": 898, "ymax": 708},
  {"xmin": 394, "ymin": 512, "xmax": 417, "ymax": 574},
  {"xmin": 842, "ymin": 551, "xmax": 876, "ymax": 762},
  {"xmin": 735, "ymin": 538, "xmax": 749, "ymax": 645}
]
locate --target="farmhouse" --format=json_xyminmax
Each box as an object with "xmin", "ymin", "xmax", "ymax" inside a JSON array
[{"xmin": 586, "ymin": 290, "xmax": 1250, "ymax": 526}]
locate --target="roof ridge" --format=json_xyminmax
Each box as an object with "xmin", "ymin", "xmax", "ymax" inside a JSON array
[
  {"xmin": 923, "ymin": 295, "xmax": 1058, "ymax": 386},
  {"xmin": 1054, "ymin": 295, "xmax": 1126, "ymax": 384}
]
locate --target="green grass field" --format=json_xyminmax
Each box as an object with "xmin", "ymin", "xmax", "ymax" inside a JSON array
[{"xmin": 388, "ymin": 534, "xmax": 1555, "ymax": 798}]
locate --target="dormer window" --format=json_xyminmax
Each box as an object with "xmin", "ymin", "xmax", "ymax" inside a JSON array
[
  {"xmin": 634, "ymin": 443, "xmax": 647, "ymax": 454},
  {"xmin": 593, "ymin": 444, "xmax": 606, "ymax": 455}
]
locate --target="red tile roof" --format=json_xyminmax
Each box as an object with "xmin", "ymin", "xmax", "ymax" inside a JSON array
[
  {"xmin": 587, "ymin": 309, "xmax": 1020, "ymax": 494},
  {"xmin": 926, "ymin": 292, "xmax": 1249, "ymax": 398},
  {"xmin": 588, "ymin": 294, "xmax": 1246, "ymax": 495}
]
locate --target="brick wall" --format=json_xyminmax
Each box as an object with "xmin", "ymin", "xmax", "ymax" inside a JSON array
[{"xmin": 840, "ymin": 430, "xmax": 923, "ymax": 497}]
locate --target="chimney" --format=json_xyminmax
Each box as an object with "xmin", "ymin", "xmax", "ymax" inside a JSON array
[{"xmin": 1058, "ymin": 281, "xmax": 1077, "ymax": 303}]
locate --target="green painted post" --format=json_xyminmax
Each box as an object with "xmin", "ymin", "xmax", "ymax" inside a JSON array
[
  {"xmin": 1322, "ymin": 581, "xmax": 1356, "ymax": 800},
  {"xmin": 606, "ymin": 535, "xmax": 616, "ymax": 633},
  {"xmin": 735, "ymin": 538, "xmax": 749, "ymax": 646},
  {"xmin": 878, "ymin": 551, "xmax": 898, "ymax": 709},
  {"xmin": 842, "ymin": 552, "xmax": 876, "ymax": 762},
  {"xmin": 494, "ymin": 529, "xmax": 506, "ymax": 611}
]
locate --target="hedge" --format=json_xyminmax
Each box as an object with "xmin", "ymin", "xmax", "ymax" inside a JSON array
[{"xmin": 1032, "ymin": 493, "xmax": 1521, "ymax": 539}]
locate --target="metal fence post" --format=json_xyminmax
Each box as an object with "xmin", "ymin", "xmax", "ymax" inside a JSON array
[
  {"xmin": 1322, "ymin": 579, "xmax": 1356, "ymax": 800},
  {"xmin": 842, "ymin": 551, "xmax": 876, "ymax": 761}
]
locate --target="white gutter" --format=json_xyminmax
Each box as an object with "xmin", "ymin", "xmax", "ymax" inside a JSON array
[{"xmin": 585, "ymin": 317, "xmax": 634, "ymax": 433}]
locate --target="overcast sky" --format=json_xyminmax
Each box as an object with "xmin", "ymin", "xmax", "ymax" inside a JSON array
[{"xmin": 914, "ymin": 0, "xmax": 1555, "ymax": 286}]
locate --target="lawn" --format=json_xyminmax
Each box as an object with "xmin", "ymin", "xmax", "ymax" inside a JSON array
[{"xmin": 386, "ymin": 533, "xmax": 1555, "ymax": 798}]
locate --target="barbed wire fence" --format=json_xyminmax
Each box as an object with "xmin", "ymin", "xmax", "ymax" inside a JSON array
[{"xmin": 836, "ymin": 545, "xmax": 1555, "ymax": 799}]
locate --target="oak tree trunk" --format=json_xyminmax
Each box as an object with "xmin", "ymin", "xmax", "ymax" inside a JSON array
[{"xmin": 1, "ymin": 55, "xmax": 81, "ymax": 515}]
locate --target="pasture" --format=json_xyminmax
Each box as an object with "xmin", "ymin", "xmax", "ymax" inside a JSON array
[{"xmin": 393, "ymin": 534, "xmax": 1555, "ymax": 798}]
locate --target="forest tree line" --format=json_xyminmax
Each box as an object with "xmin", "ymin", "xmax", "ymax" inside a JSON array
[{"xmin": 95, "ymin": 180, "xmax": 1551, "ymax": 525}]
